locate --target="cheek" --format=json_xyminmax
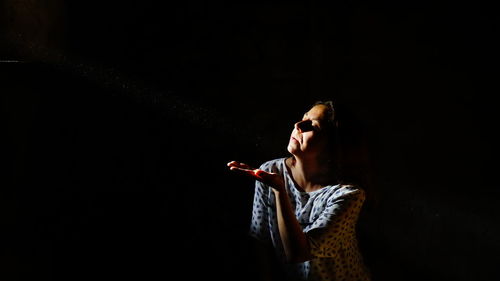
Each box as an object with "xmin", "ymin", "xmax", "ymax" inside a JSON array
[
  {"xmin": 304, "ymin": 134, "xmax": 327, "ymax": 149},
  {"xmin": 302, "ymin": 134, "xmax": 316, "ymax": 147}
]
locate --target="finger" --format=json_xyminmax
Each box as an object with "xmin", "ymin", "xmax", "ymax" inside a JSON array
[
  {"xmin": 227, "ymin": 161, "xmax": 243, "ymax": 167},
  {"xmin": 228, "ymin": 164, "xmax": 253, "ymax": 172},
  {"xmin": 227, "ymin": 161, "xmax": 253, "ymax": 170},
  {"xmin": 229, "ymin": 166, "xmax": 255, "ymax": 174},
  {"xmin": 230, "ymin": 167, "xmax": 262, "ymax": 180},
  {"xmin": 228, "ymin": 162, "xmax": 245, "ymax": 170},
  {"xmin": 253, "ymin": 169, "xmax": 267, "ymax": 181}
]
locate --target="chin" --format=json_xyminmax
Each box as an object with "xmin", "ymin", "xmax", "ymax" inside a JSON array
[{"xmin": 287, "ymin": 144, "xmax": 299, "ymax": 155}]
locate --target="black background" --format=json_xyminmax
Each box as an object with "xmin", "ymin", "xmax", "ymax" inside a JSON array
[{"xmin": 1, "ymin": 1, "xmax": 499, "ymax": 281}]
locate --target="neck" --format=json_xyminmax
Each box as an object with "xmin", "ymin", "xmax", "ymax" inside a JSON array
[{"xmin": 288, "ymin": 155, "xmax": 334, "ymax": 193}]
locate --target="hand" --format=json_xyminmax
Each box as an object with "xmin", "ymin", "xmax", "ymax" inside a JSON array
[{"xmin": 227, "ymin": 161, "xmax": 285, "ymax": 191}]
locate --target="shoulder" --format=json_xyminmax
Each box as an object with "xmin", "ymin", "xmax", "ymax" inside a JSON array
[
  {"xmin": 330, "ymin": 184, "xmax": 366, "ymax": 201},
  {"xmin": 258, "ymin": 157, "xmax": 287, "ymax": 173}
]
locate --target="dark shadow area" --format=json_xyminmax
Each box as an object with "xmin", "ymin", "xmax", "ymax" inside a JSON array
[{"xmin": 1, "ymin": 1, "xmax": 499, "ymax": 281}]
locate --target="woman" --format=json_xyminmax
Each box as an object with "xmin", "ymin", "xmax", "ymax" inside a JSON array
[{"xmin": 227, "ymin": 101, "xmax": 372, "ymax": 281}]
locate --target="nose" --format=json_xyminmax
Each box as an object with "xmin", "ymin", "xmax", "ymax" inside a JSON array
[
  {"xmin": 294, "ymin": 120, "xmax": 313, "ymax": 132},
  {"xmin": 294, "ymin": 121, "xmax": 302, "ymax": 132}
]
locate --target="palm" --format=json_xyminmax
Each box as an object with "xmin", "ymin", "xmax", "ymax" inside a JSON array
[{"xmin": 227, "ymin": 161, "xmax": 285, "ymax": 191}]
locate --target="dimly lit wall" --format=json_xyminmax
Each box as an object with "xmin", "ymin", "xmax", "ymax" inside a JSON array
[{"xmin": 1, "ymin": 1, "xmax": 499, "ymax": 281}]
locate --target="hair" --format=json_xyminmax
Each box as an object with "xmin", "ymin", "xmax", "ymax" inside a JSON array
[
  {"xmin": 313, "ymin": 100, "xmax": 336, "ymax": 127},
  {"xmin": 313, "ymin": 99, "xmax": 378, "ymax": 214},
  {"xmin": 309, "ymin": 100, "xmax": 342, "ymax": 183},
  {"xmin": 311, "ymin": 100, "xmax": 374, "ymax": 193},
  {"xmin": 312, "ymin": 100, "xmax": 339, "ymax": 149}
]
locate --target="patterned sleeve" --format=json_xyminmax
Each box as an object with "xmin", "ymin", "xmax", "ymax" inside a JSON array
[
  {"xmin": 248, "ymin": 161, "xmax": 274, "ymax": 242},
  {"xmin": 304, "ymin": 187, "xmax": 366, "ymax": 258}
]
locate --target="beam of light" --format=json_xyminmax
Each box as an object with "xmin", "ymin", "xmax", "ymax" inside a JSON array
[{"xmin": 4, "ymin": 40, "xmax": 265, "ymax": 151}]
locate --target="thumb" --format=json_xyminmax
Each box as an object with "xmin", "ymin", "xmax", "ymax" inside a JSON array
[{"xmin": 253, "ymin": 169, "xmax": 265, "ymax": 177}]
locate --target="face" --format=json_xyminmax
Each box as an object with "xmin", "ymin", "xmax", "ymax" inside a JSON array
[{"xmin": 287, "ymin": 104, "xmax": 331, "ymax": 159}]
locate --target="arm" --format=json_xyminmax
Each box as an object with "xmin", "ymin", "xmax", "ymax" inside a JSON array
[
  {"xmin": 228, "ymin": 160, "xmax": 311, "ymax": 263},
  {"xmin": 272, "ymin": 187, "xmax": 312, "ymax": 263},
  {"xmin": 305, "ymin": 188, "xmax": 366, "ymax": 258},
  {"xmin": 253, "ymin": 239, "xmax": 283, "ymax": 281}
]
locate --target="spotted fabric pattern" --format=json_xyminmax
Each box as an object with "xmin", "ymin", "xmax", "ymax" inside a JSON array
[{"xmin": 249, "ymin": 158, "xmax": 372, "ymax": 281}]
